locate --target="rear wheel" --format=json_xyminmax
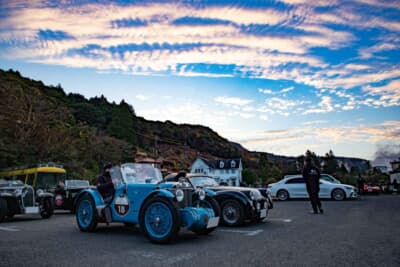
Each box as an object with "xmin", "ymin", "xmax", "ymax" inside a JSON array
[
  {"xmin": 0, "ymin": 198, "xmax": 7, "ymax": 222},
  {"xmin": 277, "ymin": 190, "xmax": 289, "ymax": 201},
  {"xmin": 140, "ymin": 197, "xmax": 180, "ymax": 244},
  {"xmin": 40, "ymin": 198, "xmax": 54, "ymax": 219},
  {"xmin": 221, "ymin": 199, "xmax": 245, "ymax": 226},
  {"xmin": 332, "ymin": 189, "xmax": 345, "ymax": 201},
  {"xmin": 192, "ymin": 196, "xmax": 220, "ymax": 235},
  {"xmin": 76, "ymin": 196, "xmax": 98, "ymax": 232}
]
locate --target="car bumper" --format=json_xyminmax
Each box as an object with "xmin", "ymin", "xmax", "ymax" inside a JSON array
[
  {"xmin": 247, "ymin": 199, "xmax": 269, "ymax": 220},
  {"xmin": 349, "ymin": 191, "xmax": 358, "ymax": 199}
]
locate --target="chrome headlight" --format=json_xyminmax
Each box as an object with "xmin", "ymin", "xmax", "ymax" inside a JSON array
[
  {"xmin": 249, "ymin": 191, "xmax": 256, "ymax": 200},
  {"xmin": 198, "ymin": 189, "xmax": 206, "ymax": 200},
  {"xmin": 36, "ymin": 189, "xmax": 44, "ymax": 195},
  {"xmin": 175, "ymin": 189, "xmax": 184, "ymax": 202}
]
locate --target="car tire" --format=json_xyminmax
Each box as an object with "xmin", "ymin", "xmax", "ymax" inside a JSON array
[
  {"xmin": 40, "ymin": 197, "xmax": 54, "ymax": 219},
  {"xmin": 76, "ymin": 195, "xmax": 98, "ymax": 232},
  {"xmin": 277, "ymin": 190, "xmax": 289, "ymax": 201},
  {"xmin": 221, "ymin": 199, "xmax": 245, "ymax": 227},
  {"xmin": 139, "ymin": 197, "xmax": 180, "ymax": 244},
  {"xmin": 332, "ymin": 189, "xmax": 345, "ymax": 201},
  {"xmin": 0, "ymin": 198, "xmax": 7, "ymax": 222},
  {"xmin": 192, "ymin": 196, "xmax": 220, "ymax": 235}
]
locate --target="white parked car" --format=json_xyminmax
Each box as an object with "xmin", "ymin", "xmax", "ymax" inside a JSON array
[
  {"xmin": 284, "ymin": 174, "xmax": 341, "ymax": 184},
  {"xmin": 268, "ymin": 176, "xmax": 357, "ymax": 201}
]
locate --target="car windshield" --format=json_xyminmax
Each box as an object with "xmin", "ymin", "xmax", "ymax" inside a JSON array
[
  {"xmin": 189, "ymin": 176, "xmax": 219, "ymax": 187},
  {"xmin": 65, "ymin": 180, "xmax": 89, "ymax": 187},
  {"xmin": 36, "ymin": 172, "xmax": 67, "ymax": 188},
  {"xmin": 119, "ymin": 163, "xmax": 163, "ymax": 184}
]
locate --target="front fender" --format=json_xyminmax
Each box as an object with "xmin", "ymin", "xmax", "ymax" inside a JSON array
[
  {"xmin": 74, "ymin": 189, "xmax": 105, "ymax": 209},
  {"xmin": 204, "ymin": 188, "xmax": 216, "ymax": 197},
  {"xmin": 215, "ymin": 191, "xmax": 253, "ymax": 208}
]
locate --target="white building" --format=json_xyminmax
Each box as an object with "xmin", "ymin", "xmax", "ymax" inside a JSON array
[{"xmin": 190, "ymin": 157, "xmax": 242, "ymax": 186}]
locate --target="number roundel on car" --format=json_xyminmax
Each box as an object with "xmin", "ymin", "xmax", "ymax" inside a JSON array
[{"xmin": 114, "ymin": 195, "xmax": 130, "ymax": 216}]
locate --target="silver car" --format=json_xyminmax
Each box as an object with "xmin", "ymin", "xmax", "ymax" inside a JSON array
[{"xmin": 268, "ymin": 176, "xmax": 357, "ymax": 201}]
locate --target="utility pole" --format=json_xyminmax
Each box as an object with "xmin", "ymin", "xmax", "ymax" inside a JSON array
[{"xmin": 154, "ymin": 135, "xmax": 158, "ymax": 159}]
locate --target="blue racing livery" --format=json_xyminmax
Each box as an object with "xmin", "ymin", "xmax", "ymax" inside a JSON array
[{"xmin": 75, "ymin": 163, "xmax": 220, "ymax": 243}]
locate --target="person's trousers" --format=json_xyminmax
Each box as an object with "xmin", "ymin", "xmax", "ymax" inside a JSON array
[{"xmin": 306, "ymin": 184, "xmax": 321, "ymax": 212}]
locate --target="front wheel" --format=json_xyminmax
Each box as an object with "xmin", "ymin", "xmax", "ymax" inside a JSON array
[
  {"xmin": 40, "ymin": 198, "xmax": 54, "ymax": 219},
  {"xmin": 332, "ymin": 189, "xmax": 345, "ymax": 201},
  {"xmin": 76, "ymin": 196, "xmax": 98, "ymax": 232},
  {"xmin": 192, "ymin": 196, "xmax": 220, "ymax": 235},
  {"xmin": 221, "ymin": 199, "xmax": 245, "ymax": 226},
  {"xmin": 140, "ymin": 197, "xmax": 180, "ymax": 244}
]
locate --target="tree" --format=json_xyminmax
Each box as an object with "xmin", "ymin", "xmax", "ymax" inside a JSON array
[{"xmin": 242, "ymin": 168, "xmax": 256, "ymax": 185}]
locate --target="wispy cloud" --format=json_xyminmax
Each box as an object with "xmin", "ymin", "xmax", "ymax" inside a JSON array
[
  {"xmin": 215, "ymin": 96, "xmax": 253, "ymax": 106},
  {"xmin": 238, "ymin": 121, "xmax": 400, "ymax": 158}
]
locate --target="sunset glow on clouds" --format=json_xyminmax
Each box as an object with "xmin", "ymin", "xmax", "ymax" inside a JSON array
[{"xmin": 0, "ymin": 0, "xmax": 399, "ymax": 160}]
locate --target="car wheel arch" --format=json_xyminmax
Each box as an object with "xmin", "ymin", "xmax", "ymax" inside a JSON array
[
  {"xmin": 331, "ymin": 188, "xmax": 346, "ymax": 200},
  {"xmin": 276, "ymin": 189, "xmax": 290, "ymax": 200}
]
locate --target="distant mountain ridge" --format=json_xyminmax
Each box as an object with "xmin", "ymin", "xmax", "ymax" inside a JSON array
[{"xmin": 0, "ymin": 69, "xmax": 370, "ymax": 181}]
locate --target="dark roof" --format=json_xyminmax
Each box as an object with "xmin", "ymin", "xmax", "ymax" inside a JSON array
[{"xmin": 198, "ymin": 158, "xmax": 241, "ymax": 169}]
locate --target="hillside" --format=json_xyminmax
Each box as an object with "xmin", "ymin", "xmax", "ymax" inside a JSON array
[{"xmin": 0, "ymin": 69, "xmax": 370, "ymax": 184}]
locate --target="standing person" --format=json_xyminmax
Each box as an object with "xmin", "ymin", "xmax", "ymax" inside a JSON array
[
  {"xmin": 302, "ymin": 157, "xmax": 323, "ymax": 214},
  {"xmin": 95, "ymin": 163, "xmax": 115, "ymax": 204},
  {"xmin": 357, "ymin": 174, "xmax": 365, "ymax": 195}
]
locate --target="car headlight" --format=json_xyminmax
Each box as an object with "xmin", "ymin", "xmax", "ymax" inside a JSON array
[
  {"xmin": 249, "ymin": 191, "xmax": 256, "ymax": 200},
  {"xmin": 36, "ymin": 189, "xmax": 44, "ymax": 195},
  {"xmin": 198, "ymin": 189, "xmax": 206, "ymax": 200},
  {"xmin": 175, "ymin": 189, "xmax": 184, "ymax": 202}
]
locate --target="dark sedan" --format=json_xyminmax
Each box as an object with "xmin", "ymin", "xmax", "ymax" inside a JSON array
[{"xmin": 165, "ymin": 173, "xmax": 272, "ymax": 226}]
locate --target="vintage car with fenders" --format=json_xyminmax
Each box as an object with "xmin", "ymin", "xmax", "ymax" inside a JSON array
[
  {"xmin": 74, "ymin": 163, "xmax": 220, "ymax": 244},
  {"xmin": 165, "ymin": 173, "xmax": 273, "ymax": 226},
  {"xmin": 0, "ymin": 179, "xmax": 55, "ymax": 222},
  {"xmin": 54, "ymin": 179, "xmax": 90, "ymax": 212}
]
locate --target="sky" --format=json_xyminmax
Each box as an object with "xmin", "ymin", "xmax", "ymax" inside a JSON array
[{"xmin": 0, "ymin": 0, "xmax": 399, "ymax": 163}]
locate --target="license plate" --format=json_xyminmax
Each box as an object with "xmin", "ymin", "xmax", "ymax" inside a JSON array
[
  {"xmin": 368, "ymin": 189, "xmax": 372, "ymax": 192},
  {"xmin": 260, "ymin": 209, "xmax": 267, "ymax": 218},
  {"xmin": 207, "ymin": 217, "xmax": 219, "ymax": 228}
]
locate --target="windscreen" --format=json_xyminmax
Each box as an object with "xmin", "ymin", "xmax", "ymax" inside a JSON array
[
  {"xmin": 120, "ymin": 163, "xmax": 163, "ymax": 184},
  {"xmin": 190, "ymin": 176, "xmax": 219, "ymax": 187},
  {"xmin": 36, "ymin": 172, "xmax": 66, "ymax": 188}
]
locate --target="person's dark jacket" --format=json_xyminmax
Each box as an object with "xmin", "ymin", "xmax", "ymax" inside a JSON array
[
  {"xmin": 96, "ymin": 172, "xmax": 115, "ymax": 198},
  {"xmin": 302, "ymin": 163, "xmax": 321, "ymax": 192}
]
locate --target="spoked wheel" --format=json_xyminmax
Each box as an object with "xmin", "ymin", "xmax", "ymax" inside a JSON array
[
  {"xmin": 40, "ymin": 198, "xmax": 54, "ymax": 219},
  {"xmin": 277, "ymin": 190, "xmax": 289, "ymax": 201},
  {"xmin": 332, "ymin": 189, "xmax": 345, "ymax": 201},
  {"xmin": 140, "ymin": 197, "xmax": 179, "ymax": 244},
  {"xmin": 221, "ymin": 199, "xmax": 244, "ymax": 226},
  {"xmin": 192, "ymin": 196, "xmax": 220, "ymax": 235},
  {"xmin": 76, "ymin": 196, "xmax": 98, "ymax": 232}
]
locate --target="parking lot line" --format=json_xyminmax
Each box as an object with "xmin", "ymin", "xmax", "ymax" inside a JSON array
[
  {"xmin": 268, "ymin": 218, "xmax": 293, "ymax": 223},
  {"xmin": 218, "ymin": 229, "xmax": 263, "ymax": 236},
  {"xmin": 0, "ymin": 226, "xmax": 20, "ymax": 232}
]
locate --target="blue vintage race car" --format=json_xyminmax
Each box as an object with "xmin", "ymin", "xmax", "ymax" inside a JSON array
[{"xmin": 74, "ymin": 163, "xmax": 220, "ymax": 244}]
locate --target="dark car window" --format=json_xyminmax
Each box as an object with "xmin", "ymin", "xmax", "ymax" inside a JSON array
[{"xmin": 285, "ymin": 178, "xmax": 305, "ymax": 184}]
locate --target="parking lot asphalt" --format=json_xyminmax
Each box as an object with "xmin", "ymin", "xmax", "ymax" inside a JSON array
[{"xmin": 1, "ymin": 195, "xmax": 399, "ymax": 267}]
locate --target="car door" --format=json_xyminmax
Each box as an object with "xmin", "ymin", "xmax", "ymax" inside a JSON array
[
  {"xmin": 285, "ymin": 178, "xmax": 307, "ymax": 198},
  {"xmin": 319, "ymin": 181, "xmax": 331, "ymax": 198}
]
